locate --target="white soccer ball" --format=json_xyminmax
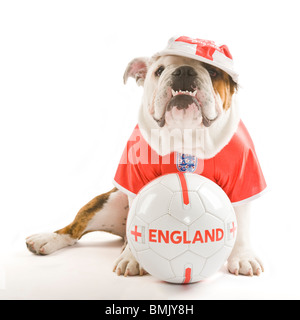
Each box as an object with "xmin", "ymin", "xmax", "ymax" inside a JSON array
[{"xmin": 126, "ymin": 173, "xmax": 237, "ymax": 284}]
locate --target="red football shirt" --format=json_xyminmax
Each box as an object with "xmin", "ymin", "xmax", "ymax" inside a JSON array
[{"xmin": 113, "ymin": 121, "xmax": 266, "ymax": 205}]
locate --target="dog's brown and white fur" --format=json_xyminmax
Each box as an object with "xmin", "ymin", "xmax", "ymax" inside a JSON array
[{"xmin": 26, "ymin": 55, "xmax": 264, "ymax": 277}]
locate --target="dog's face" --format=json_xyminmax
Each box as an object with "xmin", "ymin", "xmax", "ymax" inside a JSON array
[{"xmin": 124, "ymin": 55, "xmax": 237, "ymax": 130}]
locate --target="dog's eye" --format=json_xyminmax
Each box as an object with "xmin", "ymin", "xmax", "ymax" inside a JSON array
[
  {"xmin": 155, "ymin": 66, "xmax": 165, "ymax": 77},
  {"xmin": 208, "ymin": 69, "xmax": 218, "ymax": 78}
]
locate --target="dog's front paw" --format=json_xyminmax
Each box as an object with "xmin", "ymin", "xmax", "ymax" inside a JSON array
[
  {"xmin": 227, "ymin": 247, "xmax": 264, "ymax": 276},
  {"xmin": 113, "ymin": 245, "xmax": 146, "ymax": 277},
  {"xmin": 26, "ymin": 233, "xmax": 76, "ymax": 255}
]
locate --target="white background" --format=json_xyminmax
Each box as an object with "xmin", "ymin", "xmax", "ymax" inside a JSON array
[{"xmin": 0, "ymin": 0, "xmax": 300, "ymax": 300}]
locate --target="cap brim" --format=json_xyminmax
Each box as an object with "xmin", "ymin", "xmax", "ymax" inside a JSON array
[{"xmin": 152, "ymin": 49, "xmax": 239, "ymax": 83}]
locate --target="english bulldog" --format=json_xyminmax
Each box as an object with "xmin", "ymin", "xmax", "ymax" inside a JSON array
[{"xmin": 26, "ymin": 36, "xmax": 266, "ymax": 277}]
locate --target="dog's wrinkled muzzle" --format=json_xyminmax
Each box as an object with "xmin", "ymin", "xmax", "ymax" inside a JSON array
[{"xmin": 154, "ymin": 65, "xmax": 218, "ymax": 128}]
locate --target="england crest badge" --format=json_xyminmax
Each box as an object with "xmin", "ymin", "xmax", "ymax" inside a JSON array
[{"xmin": 176, "ymin": 153, "xmax": 198, "ymax": 173}]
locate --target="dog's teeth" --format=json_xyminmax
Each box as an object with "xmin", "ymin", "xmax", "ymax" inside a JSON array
[{"xmin": 171, "ymin": 89, "xmax": 197, "ymax": 97}]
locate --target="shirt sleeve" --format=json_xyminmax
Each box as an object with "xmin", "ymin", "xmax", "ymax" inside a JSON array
[
  {"xmin": 214, "ymin": 122, "xmax": 267, "ymax": 206},
  {"xmin": 113, "ymin": 126, "xmax": 161, "ymax": 197}
]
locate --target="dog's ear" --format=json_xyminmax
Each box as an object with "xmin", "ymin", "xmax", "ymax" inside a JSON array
[
  {"xmin": 223, "ymin": 76, "xmax": 238, "ymax": 111},
  {"xmin": 123, "ymin": 57, "xmax": 149, "ymax": 86}
]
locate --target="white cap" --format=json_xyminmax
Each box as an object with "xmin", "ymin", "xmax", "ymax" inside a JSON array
[{"xmin": 153, "ymin": 36, "xmax": 238, "ymax": 83}]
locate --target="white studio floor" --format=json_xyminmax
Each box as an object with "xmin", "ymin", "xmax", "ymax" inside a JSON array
[{"xmin": 0, "ymin": 228, "xmax": 299, "ymax": 300}]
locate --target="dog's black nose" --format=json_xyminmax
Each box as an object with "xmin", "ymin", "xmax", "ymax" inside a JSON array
[
  {"xmin": 171, "ymin": 66, "xmax": 197, "ymax": 92},
  {"xmin": 172, "ymin": 66, "xmax": 197, "ymax": 77}
]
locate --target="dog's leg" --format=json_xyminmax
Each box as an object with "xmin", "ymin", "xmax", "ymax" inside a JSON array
[
  {"xmin": 113, "ymin": 240, "xmax": 147, "ymax": 277},
  {"xmin": 112, "ymin": 195, "xmax": 147, "ymax": 277},
  {"xmin": 26, "ymin": 188, "xmax": 129, "ymax": 255},
  {"xmin": 227, "ymin": 203, "xmax": 264, "ymax": 276}
]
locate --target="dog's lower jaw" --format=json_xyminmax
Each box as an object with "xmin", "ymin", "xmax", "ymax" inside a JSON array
[
  {"xmin": 227, "ymin": 203, "xmax": 264, "ymax": 276},
  {"xmin": 154, "ymin": 116, "xmax": 166, "ymax": 128},
  {"xmin": 202, "ymin": 114, "xmax": 218, "ymax": 127},
  {"xmin": 153, "ymin": 107, "xmax": 217, "ymax": 129}
]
